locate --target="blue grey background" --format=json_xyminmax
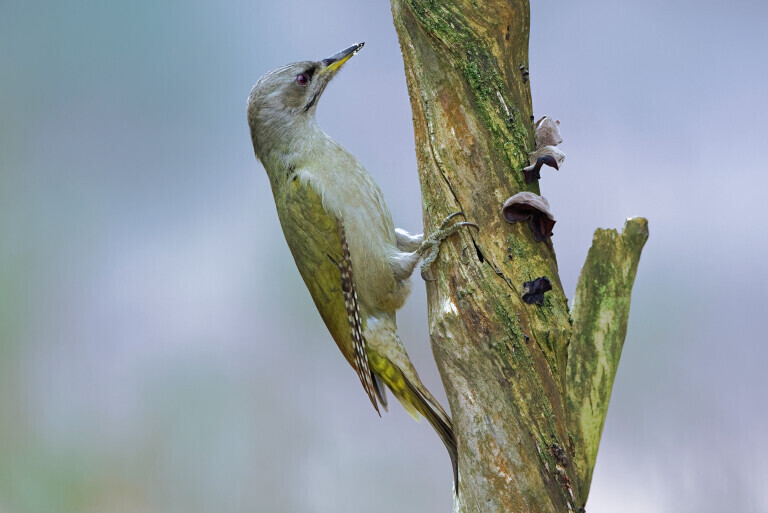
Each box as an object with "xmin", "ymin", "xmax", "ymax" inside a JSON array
[{"xmin": 1, "ymin": 1, "xmax": 766, "ymax": 512}]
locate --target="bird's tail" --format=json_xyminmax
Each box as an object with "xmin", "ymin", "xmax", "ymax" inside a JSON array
[
  {"xmin": 402, "ymin": 373, "xmax": 459, "ymax": 491},
  {"xmin": 368, "ymin": 351, "xmax": 458, "ymax": 491}
]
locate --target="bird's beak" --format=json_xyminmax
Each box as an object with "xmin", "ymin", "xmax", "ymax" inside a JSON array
[{"xmin": 319, "ymin": 42, "xmax": 365, "ymax": 76}]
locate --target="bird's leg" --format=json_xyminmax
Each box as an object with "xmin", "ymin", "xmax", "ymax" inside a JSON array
[
  {"xmin": 390, "ymin": 212, "xmax": 478, "ymax": 282},
  {"xmin": 418, "ymin": 212, "xmax": 478, "ymax": 281},
  {"xmin": 389, "ymin": 228, "xmax": 426, "ymax": 281},
  {"xmin": 390, "ymin": 249, "xmax": 423, "ymax": 282},
  {"xmin": 394, "ymin": 212, "xmax": 467, "ymax": 253},
  {"xmin": 394, "ymin": 228, "xmax": 423, "ymax": 252}
]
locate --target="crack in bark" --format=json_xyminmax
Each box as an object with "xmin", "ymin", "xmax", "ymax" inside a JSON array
[
  {"xmin": 422, "ymin": 102, "xmax": 492, "ymax": 271},
  {"xmin": 423, "ymin": 101, "xmax": 524, "ymax": 297},
  {"xmin": 424, "ymin": 101, "xmax": 464, "ymax": 213}
]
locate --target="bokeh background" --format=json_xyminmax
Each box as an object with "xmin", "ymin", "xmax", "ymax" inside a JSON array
[{"xmin": 1, "ymin": 0, "xmax": 766, "ymax": 512}]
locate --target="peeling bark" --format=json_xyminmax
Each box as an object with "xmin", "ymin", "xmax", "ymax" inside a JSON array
[{"xmin": 389, "ymin": 1, "xmax": 648, "ymax": 511}]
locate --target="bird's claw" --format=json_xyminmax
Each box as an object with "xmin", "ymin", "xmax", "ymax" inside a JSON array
[
  {"xmin": 419, "ymin": 212, "xmax": 479, "ymax": 281},
  {"xmin": 454, "ymin": 221, "xmax": 480, "ymax": 231},
  {"xmin": 439, "ymin": 211, "xmax": 466, "ymax": 231}
]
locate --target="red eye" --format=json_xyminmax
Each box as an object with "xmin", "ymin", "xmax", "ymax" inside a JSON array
[{"xmin": 296, "ymin": 73, "xmax": 309, "ymax": 85}]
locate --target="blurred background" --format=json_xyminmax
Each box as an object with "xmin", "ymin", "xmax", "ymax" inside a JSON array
[{"xmin": 1, "ymin": 0, "xmax": 766, "ymax": 512}]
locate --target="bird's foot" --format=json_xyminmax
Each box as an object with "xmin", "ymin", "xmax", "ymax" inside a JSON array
[{"xmin": 419, "ymin": 212, "xmax": 479, "ymax": 281}]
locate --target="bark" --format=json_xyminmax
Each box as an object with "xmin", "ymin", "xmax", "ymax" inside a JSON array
[{"xmin": 389, "ymin": 1, "xmax": 648, "ymax": 511}]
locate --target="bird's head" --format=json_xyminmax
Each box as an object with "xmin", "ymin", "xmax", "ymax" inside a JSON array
[{"xmin": 247, "ymin": 43, "xmax": 364, "ymax": 159}]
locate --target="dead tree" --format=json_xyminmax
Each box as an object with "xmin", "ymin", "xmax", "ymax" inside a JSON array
[{"xmin": 390, "ymin": 0, "xmax": 648, "ymax": 510}]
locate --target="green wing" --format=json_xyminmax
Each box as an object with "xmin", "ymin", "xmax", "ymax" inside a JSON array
[
  {"xmin": 275, "ymin": 177, "xmax": 457, "ymax": 484},
  {"xmin": 275, "ymin": 176, "xmax": 379, "ymax": 413}
]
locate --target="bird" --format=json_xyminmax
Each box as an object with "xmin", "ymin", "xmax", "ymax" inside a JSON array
[{"xmin": 247, "ymin": 42, "xmax": 474, "ymax": 489}]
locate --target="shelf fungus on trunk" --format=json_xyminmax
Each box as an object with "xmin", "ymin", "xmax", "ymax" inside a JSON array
[
  {"xmin": 502, "ymin": 192, "xmax": 556, "ymax": 241},
  {"xmin": 522, "ymin": 154, "xmax": 559, "ymax": 183},
  {"xmin": 522, "ymin": 116, "xmax": 565, "ymax": 183},
  {"xmin": 534, "ymin": 116, "xmax": 562, "ymax": 147}
]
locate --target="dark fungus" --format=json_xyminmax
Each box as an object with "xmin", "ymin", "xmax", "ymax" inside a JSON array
[
  {"xmin": 502, "ymin": 192, "xmax": 556, "ymax": 241},
  {"xmin": 522, "ymin": 277, "xmax": 552, "ymax": 305},
  {"xmin": 522, "ymin": 154, "xmax": 559, "ymax": 183}
]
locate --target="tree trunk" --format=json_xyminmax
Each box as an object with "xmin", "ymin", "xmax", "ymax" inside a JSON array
[{"xmin": 389, "ymin": 1, "xmax": 648, "ymax": 511}]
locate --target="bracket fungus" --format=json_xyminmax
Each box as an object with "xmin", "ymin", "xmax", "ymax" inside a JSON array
[
  {"xmin": 534, "ymin": 116, "xmax": 562, "ymax": 147},
  {"xmin": 522, "ymin": 116, "xmax": 565, "ymax": 183},
  {"xmin": 522, "ymin": 154, "xmax": 559, "ymax": 183},
  {"xmin": 523, "ymin": 145, "xmax": 565, "ymax": 183},
  {"xmin": 529, "ymin": 145, "xmax": 565, "ymax": 167},
  {"xmin": 521, "ymin": 276, "xmax": 553, "ymax": 305},
  {"xmin": 502, "ymin": 192, "xmax": 556, "ymax": 241}
]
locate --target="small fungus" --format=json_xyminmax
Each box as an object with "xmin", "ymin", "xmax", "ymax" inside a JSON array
[
  {"xmin": 521, "ymin": 276, "xmax": 552, "ymax": 305},
  {"xmin": 535, "ymin": 116, "xmax": 562, "ymax": 148},
  {"xmin": 519, "ymin": 65, "xmax": 530, "ymax": 83},
  {"xmin": 502, "ymin": 192, "xmax": 556, "ymax": 241},
  {"xmin": 529, "ymin": 145, "xmax": 566, "ymax": 169},
  {"xmin": 522, "ymin": 154, "xmax": 559, "ymax": 183},
  {"xmin": 523, "ymin": 116, "xmax": 565, "ymax": 182}
]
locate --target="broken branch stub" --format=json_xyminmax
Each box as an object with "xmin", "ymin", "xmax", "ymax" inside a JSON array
[{"xmin": 566, "ymin": 217, "xmax": 649, "ymax": 502}]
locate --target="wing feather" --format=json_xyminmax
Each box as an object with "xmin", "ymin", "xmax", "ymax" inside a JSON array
[{"xmin": 275, "ymin": 176, "xmax": 379, "ymax": 413}]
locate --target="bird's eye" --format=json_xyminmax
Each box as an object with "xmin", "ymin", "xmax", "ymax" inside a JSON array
[{"xmin": 296, "ymin": 73, "xmax": 309, "ymax": 86}]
